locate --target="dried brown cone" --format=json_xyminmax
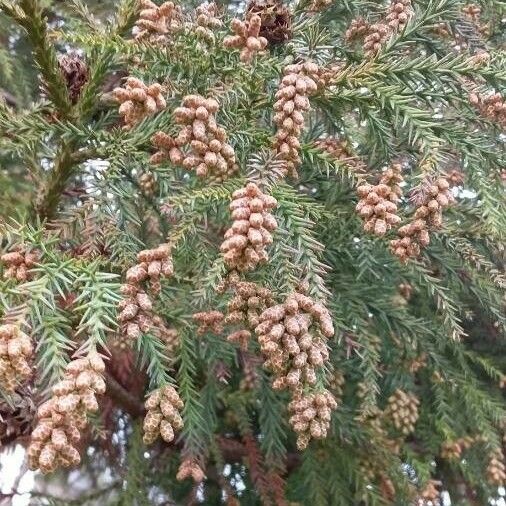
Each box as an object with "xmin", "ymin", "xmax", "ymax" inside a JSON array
[
  {"xmin": 1, "ymin": 246, "xmax": 40, "ymax": 282},
  {"xmin": 176, "ymin": 458, "xmax": 206, "ymax": 482},
  {"xmin": 246, "ymin": 0, "xmax": 292, "ymax": 44},
  {"xmin": 356, "ymin": 163, "xmax": 403, "ymax": 236},
  {"xmin": 193, "ymin": 311, "xmax": 224, "ymax": 335},
  {"xmin": 314, "ymin": 137, "xmax": 366, "ymax": 174},
  {"xmin": 273, "ymin": 61, "xmax": 321, "ymax": 177},
  {"xmin": 27, "ymin": 352, "xmax": 106, "ymax": 473},
  {"xmin": 112, "ymin": 77, "xmax": 166, "ymax": 129},
  {"xmin": 151, "ymin": 95, "xmax": 238, "ymax": 182},
  {"xmin": 133, "ymin": 0, "xmax": 182, "ymax": 43},
  {"xmin": 223, "ymin": 14, "xmax": 268, "ymax": 63},
  {"xmin": 195, "ymin": 2, "xmax": 223, "ymax": 42},
  {"xmin": 0, "ymin": 324, "xmax": 33, "ymax": 392},
  {"xmin": 288, "ymin": 389, "xmax": 337, "ymax": 449},
  {"xmin": 220, "ymin": 183, "xmax": 278, "ymax": 272},
  {"xmin": 58, "ymin": 54, "xmax": 88, "ymax": 104},
  {"xmin": 383, "ymin": 389, "xmax": 419, "ymax": 435},
  {"xmin": 143, "ymin": 385, "xmax": 184, "ymax": 444},
  {"xmin": 254, "ymin": 288, "xmax": 334, "ymax": 391},
  {"xmin": 487, "ymin": 449, "xmax": 506, "ymax": 486},
  {"xmin": 345, "ymin": 17, "xmax": 370, "ymax": 42}
]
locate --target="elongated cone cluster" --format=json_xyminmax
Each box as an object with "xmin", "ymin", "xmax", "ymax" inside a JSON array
[
  {"xmin": 314, "ymin": 137, "xmax": 365, "ymax": 173},
  {"xmin": 487, "ymin": 449, "xmax": 506, "ymax": 486},
  {"xmin": 223, "ymin": 15, "xmax": 268, "ymax": 63},
  {"xmin": 363, "ymin": 23, "xmax": 391, "ymax": 57},
  {"xmin": 113, "ymin": 78, "xmax": 166, "ymax": 129},
  {"xmin": 193, "ymin": 311, "xmax": 224, "ymax": 335},
  {"xmin": 288, "ymin": 389, "xmax": 337, "ymax": 449},
  {"xmin": 143, "ymin": 385, "xmax": 184, "ymax": 444},
  {"xmin": 385, "ymin": 0, "xmax": 412, "ymax": 30},
  {"xmin": 220, "ymin": 183, "xmax": 277, "ymax": 272},
  {"xmin": 1, "ymin": 247, "xmax": 39, "ymax": 282},
  {"xmin": 254, "ymin": 289, "xmax": 333, "ymax": 391},
  {"xmin": 128, "ymin": 243, "xmax": 173, "ymax": 294},
  {"xmin": 195, "ymin": 2, "xmax": 222, "ymax": 42},
  {"xmin": 0, "ymin": 324, "xmax": 33, "ymax": 392},
  {"xmin": 151, "ymin": 95, "xmax": 238, "ymax": 182},
  {"xmin": 27, "ymin": 353, "xmax": 105, "ymax": 473},
  {"xmin": 390, "ymin": 177, "xmax": 453, "ymax": 262},
  {"xmin": 176, "ymin": 458, "xmax": 206, "ymax": 482},
  {"xmin": 440, "ymin": 435, "xmax": 480, "ymax": 459},
  {"xmin": 345, "ymin": 17, "xmax": 370, "ymax": 42},
  {"xmin": 133, "ymin": 0, "xmax": 181, "ymax": 43},
  {"xmin": 469, "ymin": 92, "xmax": 506, "ymax": 129},
  {"xmin": 273, "ymin": 62, "xmax": 320, "ymax": 177},
  {"xmin": 356, "ymin": 164, "xmax": 403, "ymax": 236},
  {"xmin": 384, "ymin": 389, "xmax": 419, "ymax": 435}
]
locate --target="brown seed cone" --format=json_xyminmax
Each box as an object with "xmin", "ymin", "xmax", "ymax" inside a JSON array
[
  {"xmin": 486, "ymin": 449, "xmax": 506, "ymax": 486},
  {"xmin": 383, "ymin": 389, "xmax": 419, "ymax": 435},
  {"xmin": 224, "ymin": 15, "xmax": 268, "ymax": 63},
  {"xmin": 1, "ymin": 246, "xmax": 40, "ymax": 282},
  {"xmin": 0, "ymin": 323, "xmax": 33, "ymax": 392},
  {"xmin": 246, "ymin": 0, "xmax": 292, "ymax": 44},
  {"xmin": 133, "ymin": 0, "xmax": 182, "ymax": 43},
  {"xmin": 58, "ymin": 54, "xmax": 88, "ymax": 104}
]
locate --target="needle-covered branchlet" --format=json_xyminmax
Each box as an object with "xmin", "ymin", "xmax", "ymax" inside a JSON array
[
  {"xmin": 112, "ymin": 77, "xmax": 166, "ymax": 129},
  {"xmin": 151, "ymin": 95, "xmax": 238, "ymax": 182},
  {"xmin": 223, "ymin": 15, "xmax": 268, "ymax": 63},
  {"xmin": 193, "ymin": 311, "xmax": 225, "ymax": 335},
  {"xmin": 27, "ymin": 353, "xmax": 106, "ymax": 473},
  {"xmin": 288, "ymin": 389, "xmax": 337, "ymax": 450},
  {"xmin": 356, "ymin": 163, "xmax": 403, "ymax": 236},
  {"xmin": 390, "ymin": 176, "xmax": 453, "ymax": 262},
  {"xmin": 195, "ymin": 2, "xmax": 222, "ymax": 42},
  {"xmin": 0, "ymin": 324, "xmax": 33, "ymax": 392},
  {"xmin": 133, "ymin": 0, "xmax": 182, "ymax": 43},
  {"xmin": 254, "ymin": 288, "xmax": 334, "ymax": 391},
  {"xmin": 469, "ymin": 92, "xmax": 506, "ymax": 128},
  {"xmin": 383, "ymin": 389, "xmax": 419, "ymax": 435},
  {"xmin": 143, "ymin": 385, "xmax": 184, "ymax": 444},
  {"xmin": 220, "ymin": 183, "xmax": 278, "ymax": 272},
  {"xmin": 176, "ymin": 458, "xmax": 206, "ymax": 482},
  {"xmin": 1, "ymin": 247, "xmax": 40, "ymax": 282},
  {"xmin": 273, "ymin": 62, "xmax": 321, "ymax": 178}
]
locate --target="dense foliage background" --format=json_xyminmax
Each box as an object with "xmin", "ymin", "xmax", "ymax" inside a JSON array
[{"xmin": 0, "ymin": 0, "xmax": 504, "ymax": 504}]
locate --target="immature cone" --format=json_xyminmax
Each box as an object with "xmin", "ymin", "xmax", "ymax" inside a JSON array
[
  {"xmin": 345, "ymin": 17, "xmax": 370, "ymax": 42},
  {"xmin": 363, "ymin": 23, "xmax": 390, "ymax": 57},
  {"xmin": 254, "ymin": 288, "xmax": 334, "ymax": 391},
  {"xmin": 0, "ymin": 324, "xmax": 33, "ymax": 392},
  {"xmin": 133, "ymin": 0, "xmax": 182, "ymax": 43},
  {"xmin": 223, "ymin": 15, "xmax": 268, "ymax": 63},
  {"xmin": 469, "ymin": 92, "xmax": 506, "ymax": 129},
  {"xmin": 273, "ymin": 62, "xmax": 321, "ymax": 177},
  {"xmin": 195, "ymin": 2, "xmax": 222, "ymax": 42},
  {"xmin": 1, "ymin": 246, "xmax": 39, "ymax": 282},
  {"xmin": 486, "ymin": 449, "xmax": 506, "ymax": 486},
  {"xmin": 390, "ymin": 176, "xmax": 453, "ymax": 262},
  {"xmin": 314, "ymin": 137, "xmax": 366, "ymax": 173},
  {"xmin": 58, "ymin": 54, "xmax": 88, "ymax": 104},
  {"xmin": 356, "ymin": 163, "xmax": 403, "ymax": 236},
  {"xmin": 383, "ymin": 389, "xmax": 419, "ymax": 435},
  {"xmin": 385, "ymin": 0, "xmax": 412, "ymax": 31},
  {"xmin": 112, "ymin": 77, "xmax": 166, "ymax": 129},
  {"xmin": 143, "ymin": 385, "xmax": 184, "ymax": 444},
  {"xmin": 220, "ymin": 183, "xmax": 277, "ymax": 272},
  {"xmin": 176, "ymin": 458, "xmax": 206, "ymax": 482},
  {"xmin": 193, "ymin": 311, "xmax": 224, "ymax": 335},
  {"xmin": 288, "ymin": 389, "xmax": 337, "ymax": 449},
  {"xmin": 27, "ymin": 353, "xmax": 106, "ymax": 473},
  {"xmin": 151, "ymin": 95, "xmax": 238, "ymax": 182},
  {"xmin": 246, "ymin": 0, "xmax": 292, "ymax": 44}
]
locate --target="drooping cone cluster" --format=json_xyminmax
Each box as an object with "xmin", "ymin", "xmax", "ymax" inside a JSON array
[
  {"xmin": 254, "ymin": 288, "xmax": 334, "ymax": 391},
  {"xmin": 245, "ymin": 0, "xmax": 292, "ymax": 44},
  {"xmin": 176, "ymin": 458, "xmax": 206, "ymax": 482},
  {"xmin": 0, "ymin": 324, "xmax": 33, "ymax": 392},
  {"xmin": 288, "ymin": 389, "xmax": 337, "ymax": 449},
  {"xmin": 273, "ymin": 62, "xmax": 320, "ymax": 177},
  {"xmin": 1, "ymin": 247, "xmax": 39, "ymax": 282},
  {"xmin": 390, "ymin": 176, "xmax": 453, "ymax": 262},
  {"xmin": 151, "ymin": 95, "xmax": 238, "ymax": 182},
  {"xmin": 27, "ymin": 353, "xmax": 106, "ymax": 473},
  {"xmin": 195, "ymin": 2, "xmax": 222, "ymax": 42},
  {"xmin": 486, "ymin": 449, "xmax": 506, "ymax": 486},
  {"xmin": 143, "ymin": 385, "xmax": 184, "ymax": 444},
  {"xmin": 193, "ymin": 311, "xmax": 224, "ymax": 335},
  {"xmin": 133, "ymin": 0, "xmax": 182, "ymax": 43},
  {"xmin": 223, "ymin": 15, "xmax": 268, "ymax": 63},
  {"xmin": 383, "ymin": 389, "xmax": 419, "ymax": 435},
  {"xmin": 58, "ymin": 53, "xmax": 88, "ymax": 104},
  {"xmin": 113, "ymin": 78, "xmax": 166, "ymax": 129},
  {"xmin": 356, "ymin": 164, "xmax": 403, "ymax": 236},
  {"xmin": 469, "ymin": 92, "xmax": 506, "ymax": 129},
  {"xmin": 220, "ymin": 183, "xmax": 278, "ymax": 272},
  {"xmin": 118, "ymin": 244, "xmax": 173, "ymax": 341}
]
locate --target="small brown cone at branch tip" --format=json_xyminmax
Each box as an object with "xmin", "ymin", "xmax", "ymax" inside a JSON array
[
  {"xmin": 133, "ymin": 0, "xmax": 182, "ymax": 43},
  {"xmin": 1, "ymin": 246, "xmax": 40, "ymax": 282}
]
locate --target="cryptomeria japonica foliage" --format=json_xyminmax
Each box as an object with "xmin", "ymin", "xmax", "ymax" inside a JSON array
[{"xmin": 0, "ymin": 0, "xmax": 504, "ymax": 504}]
